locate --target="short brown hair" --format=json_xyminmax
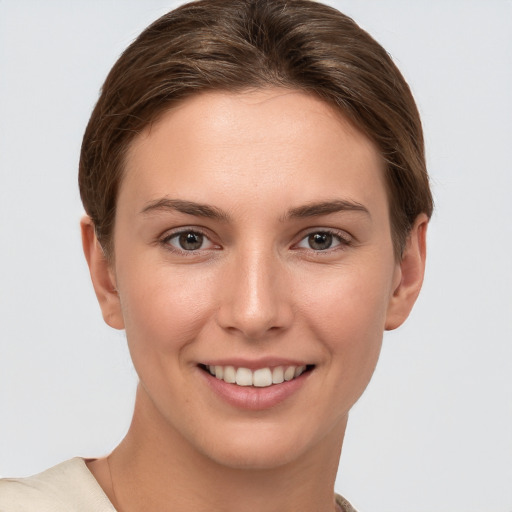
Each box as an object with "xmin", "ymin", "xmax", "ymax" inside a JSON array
[{"xmin": 79, "ymin": 0, "xmax": 433, "ymax": 258}]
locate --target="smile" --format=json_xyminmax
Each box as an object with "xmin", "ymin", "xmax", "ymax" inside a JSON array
[{"xmin": 202, "ymin": 364, "xmax": 313, "ymax": 388}]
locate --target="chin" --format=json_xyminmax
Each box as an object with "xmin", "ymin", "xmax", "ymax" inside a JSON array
[
  {"xmin": 205, "ymin": 440, "xmax": 305, "ymax": 471},
  {"xmin": 194, "ymin": 418, "xmax": 343, "ymax": 471}
]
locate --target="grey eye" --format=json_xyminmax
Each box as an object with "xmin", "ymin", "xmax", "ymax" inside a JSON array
[
  {"xmin": 307, "ymin": 232, "xmax": 334, "ymax": 250},
  {"xmin": 178, "ymin": 232, "xmax": 204, "ymax": 250},
  {"xmin": 166, "ymin": 231, "xmax": 207, "ymax": 251},
  {"xmin": 296, "ymin": 231, "xmax": 345, "ymax": 251}
]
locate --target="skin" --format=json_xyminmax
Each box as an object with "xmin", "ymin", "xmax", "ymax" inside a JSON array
[{"xmin": 82, "ymin": 88, "xmax": 427, "ymax": 512}]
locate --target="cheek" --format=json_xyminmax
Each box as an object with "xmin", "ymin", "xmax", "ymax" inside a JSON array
[
  {"xmin": 301, "ymin": 260, "xmax": 392, "ymax": 328},
  {"xmin": 297, "ymin": 261, "xmax": 393, "ymax": 372},
  {"xmin": 117, "ymin": 263, "xmax": 215, "ymax": 359}
]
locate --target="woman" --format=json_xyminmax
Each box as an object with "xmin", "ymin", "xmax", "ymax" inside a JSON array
[{"xmin": 0, "ymin": 0, "xmax": 432, "ymax": 510}]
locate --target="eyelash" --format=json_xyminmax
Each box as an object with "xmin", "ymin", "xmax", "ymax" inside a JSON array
[
  {"xmin": 294, "ymin": 229, "xmax": 353, "ymax": 253},
  {"xmin": 160, "ymin": 228, "xmax": 218, "ymax": 255},
  {"xmin": 159, "ymin": 228, "xmax": 353, "ymax": 255}
]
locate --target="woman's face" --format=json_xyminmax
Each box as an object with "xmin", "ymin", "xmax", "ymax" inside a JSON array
[{"xmin": 106, "ymin": 89, "xmax": 406, "ymax": 469}]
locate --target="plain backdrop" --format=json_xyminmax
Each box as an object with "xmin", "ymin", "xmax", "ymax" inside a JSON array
[{"xmin": 1, "ymin": 1, "xmax": 511, "ymax": 511}]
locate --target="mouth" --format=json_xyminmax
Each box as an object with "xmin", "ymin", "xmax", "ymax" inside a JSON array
[{"xmin": 199, "ymin": 364, "xmax": 315, "ymax": 388}]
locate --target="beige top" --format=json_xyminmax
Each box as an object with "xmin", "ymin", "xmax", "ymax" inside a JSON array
[{"xmin": 0, "ymin": 458, "xmax": 358, "ymax": 512}]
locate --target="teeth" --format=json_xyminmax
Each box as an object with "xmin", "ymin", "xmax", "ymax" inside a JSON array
[
  {"xmin": 205, "ymin": 364, "xmax": 309, "ymax": 388},
  {"xmin": 272, "ymin": 366, "xmax": 284, "ymax": 384},
  {"xmin": 295, "ymin": 365, "xmax": 306, "ymax": 377},
  {"xmin": 224, "ymin": 365, "xmax": 236, "ymax": 383},
  {"xmin": 253, "ymin": 368, "xmax": 272, "ymax": 387},
  {"xmin": 236, "ymin": 367, "xmax": 253, "ymax": 386},
  {"xmin": 284, "ymin": 366, "xmax": 295, "ymax": 381}
]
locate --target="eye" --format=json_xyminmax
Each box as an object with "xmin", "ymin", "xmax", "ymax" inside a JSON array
[
  {"xmin": 296, "ymin": 231, "xmax": 349, "ymax": 251},
  {"xmin": 163, "ymin": 230, "xmax": 215, "ymax": 251}
]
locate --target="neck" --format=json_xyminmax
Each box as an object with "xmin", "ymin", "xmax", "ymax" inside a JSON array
[{"xmin": 105, "ymin": 385, "xmax": 346, "ymax": 512}]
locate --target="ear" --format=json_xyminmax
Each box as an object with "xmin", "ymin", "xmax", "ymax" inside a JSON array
[
  {"xmin": 80, "ymin": 216, "xmax": 124, "ymax": 330},
  {"xmin": 385, "ymin": 213, "xmax": 429, "ymax": 331}
]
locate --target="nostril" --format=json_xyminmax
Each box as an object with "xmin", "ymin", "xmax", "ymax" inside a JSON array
[{"xmin": 214, "ymin": 262, "xmax": 294, "ymax": 339}]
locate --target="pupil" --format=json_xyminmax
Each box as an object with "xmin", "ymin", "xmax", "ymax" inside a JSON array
[
  {"xmin": 179, "ymin": 232, "xmax": 203, "ymax": 250},
  {"xmin": 309, "ymin": 232, "xmax": 332, "ymax": 250}
]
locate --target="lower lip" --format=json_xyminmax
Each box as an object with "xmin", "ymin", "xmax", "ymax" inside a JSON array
[{"xmin": 200, "ymin": 368, "xmax": 311, "ymax": 411}]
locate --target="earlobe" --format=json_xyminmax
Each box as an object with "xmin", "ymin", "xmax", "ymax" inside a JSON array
[
  {"xmin": 80, "ymin": 216, "xmax": 125, "ymax": 330},
  {"xmin": 385, "ymin": 213, "xmax": 429, "ymax": 331}
]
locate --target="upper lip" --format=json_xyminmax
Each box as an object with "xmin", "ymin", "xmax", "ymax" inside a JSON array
[{"xmin": 200, "ymin": 358, "xmax": 314, "ymax": 370}]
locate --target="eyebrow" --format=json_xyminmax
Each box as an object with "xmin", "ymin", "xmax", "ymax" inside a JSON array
[
  {"xmin": 140, "ymin": 197, "xmax": 370, "ymax": 222},
  {"xmin": 285, "ymin": 199, "xmax": 370, "ymax": 220},
  {"xmin": 141, "ymin": 198, "xmax": 230, "ymax": 221}
]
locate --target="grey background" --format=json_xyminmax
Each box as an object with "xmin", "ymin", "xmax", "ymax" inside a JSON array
[{"xmin": 1, "ymin": 1, "xmax": 511, "ymax": 511}]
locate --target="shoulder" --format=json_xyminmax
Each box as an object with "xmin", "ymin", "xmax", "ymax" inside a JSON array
[
  {"xmin": 335, "ymin": 493, "xmax": 360, "ymax": 512},
  {"xmin": 0, "ymin": 458, "xmax": 115, "ymax": 512}
]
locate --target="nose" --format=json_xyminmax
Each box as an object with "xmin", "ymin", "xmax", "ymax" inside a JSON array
[{"xmin": 216, "ymin": 245, "xmax": 293, "ymax": 340}]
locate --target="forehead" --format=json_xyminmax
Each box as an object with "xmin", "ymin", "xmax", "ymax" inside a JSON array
[{"xmin": 120, "ymin": 88, "xmax": 387, "ymax": 217}]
